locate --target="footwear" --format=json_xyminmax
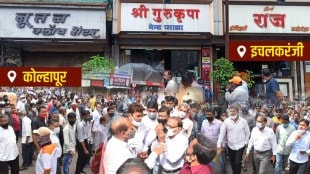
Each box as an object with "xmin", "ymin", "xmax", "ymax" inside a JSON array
[
  {"xmin": 29, "ymin": 163, "xmax": 33, "ymax": 166},
  {"xmin": 241, "ymin": 163, "xmax": 247, "ymax": 171},
  {"xmin": 81, "ymin": 171, "xmax": 86, "ymax": 174},
  {"xmin": 19, "ymin": 166, "xmax": 28, "ymax": 171}
]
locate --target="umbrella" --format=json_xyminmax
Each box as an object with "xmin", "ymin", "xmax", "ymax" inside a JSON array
[{"xmin": 114, "ymin": 63, "xmax": 163, "ymax": 86}]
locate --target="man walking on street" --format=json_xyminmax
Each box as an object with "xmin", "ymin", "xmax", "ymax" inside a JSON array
[
  {"xmin": 63, "ymin": 112, "xmax": 77, "ymax": 174},
  {"xmin": 245, "ymin": 113, "xmax": 277, "ymax": 174},
  {"xmin": 34, "ymin": 127, "xmax": 59, "ymax": 174},
  {"xmin": 0, "ymin": 114, "xmax": 19, "ymax": 174},
  {"xmin": 217, "ymin": 104, "xmax": 250, "ymax": 174},
  {"xmin": 286, "ymin": 119, "xmax": 310, "ymax": 174},
  {"xmin": 275, "ymin": 115, "xmax": 295, "ymax": 174}
]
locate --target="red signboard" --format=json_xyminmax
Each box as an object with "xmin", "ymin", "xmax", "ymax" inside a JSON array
[
  {"xmin": 229, "ymin": 40, "xmax": 309, "ymax": 61},
  {"xmin": 91, "ymin": 80, "xmax": 104, "ymax": 87},
  {"xmin": 146, "ymin": 81, "xmax": 164, "ymax": 87},
  {"xmin": 0, "ymin": 67, "xmax": 81, "ymax": 87}
]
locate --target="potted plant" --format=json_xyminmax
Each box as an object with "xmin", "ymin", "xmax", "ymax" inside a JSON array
[
  {"xmin": 210, "ymin": 57, "xmax": 255, "ymax": 99},
  {"xmin": 210, "ymin": 57, "xmax": 235, "ymax": 94}
]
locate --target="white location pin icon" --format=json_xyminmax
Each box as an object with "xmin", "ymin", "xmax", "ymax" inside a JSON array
[
  {"xmin": 237, "ymin": 45, "xmax": 246, "ymax": 58},
  {"xmin": 7, "ymin": 70, "xmax": 17, "ymax": 83}
]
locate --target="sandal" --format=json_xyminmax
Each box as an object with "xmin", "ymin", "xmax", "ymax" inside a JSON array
[{"xmin": 19, "ymin": 166, "xmax": 28, "ymax": 171}]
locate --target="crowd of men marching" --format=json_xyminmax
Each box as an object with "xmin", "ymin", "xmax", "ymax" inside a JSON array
[{"xmin": 0, "ymin": 69, "xmax": 310, "ymax": 174}]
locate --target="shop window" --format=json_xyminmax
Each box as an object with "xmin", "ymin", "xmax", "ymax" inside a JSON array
[
  {"xmin": 171, "ymin": 50, "xmax": 200, "ymax": 77},
  {"xmin": 120, "ymin": 49, "xmax": 200, "ymax": 78}
]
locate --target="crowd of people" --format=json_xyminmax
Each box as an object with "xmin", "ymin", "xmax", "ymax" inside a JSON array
[{"xmin": 0, "ymin": 68, "xmax": 309, "ymax": 174}]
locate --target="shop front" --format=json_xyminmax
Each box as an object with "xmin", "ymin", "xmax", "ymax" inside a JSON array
[
  {"xmin": 0, "ymin": 4, "xmax": 107, "ymax": 67},
  {"xmin": 112, "ymin": 2, "xmax": 214, "ymax": 88},
  {"xmin": 228, "ymin": 3, "xmax": 310, "ymax": 100}
]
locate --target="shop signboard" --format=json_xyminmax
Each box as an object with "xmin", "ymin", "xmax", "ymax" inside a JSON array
[
  {"xmin": 201, "ymin": 47, "xmax": 211, "ymax": 87},
  {"xmin": 110, "ymin": 73, "xmax": 130, "ymax": 87},
  {"xmin": 120, "ymin": 3, "xmax": 211, "ymax": 33},
  {"xmin": 229, "ymin": 5, "xmax": 310, "ymax": 34},
  {"xmin": 81, "ymin": 79, "xmax": 90, "ymax": 87},
  {"xmin": 90, "ymin": 79, "xmax": 104, "ymax": 87},
  {"xmin": 146, "ymin": 81, "xmax": 164, "ymax": 87},
  {"xmin": 229, "ymin": 40, "xmax": 310, "ymax": 61},
  {"xmin": 10, "ymin": 0, "xmax": 107, "ymax": 3},
  {"xmin": 0, "ymin": 7, "xmax": 106, "ymax": 39}
]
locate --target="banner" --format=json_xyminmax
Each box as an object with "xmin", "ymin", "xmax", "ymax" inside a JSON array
[
  {"xmin": 0, "ymin": 67, "xmax": 81, "ymax": 86},
  {"xmin": 229, "ymin": 40, "xmax": 308, "ymax": 61}
]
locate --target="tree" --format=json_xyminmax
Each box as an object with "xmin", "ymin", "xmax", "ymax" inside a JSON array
[
  {"xmin": 210, "ymin": 57, "xmax": 255, "ymax": 95},
  {"xmin": 82, "ymin": 55, "xmax": 114, "ymax": 75},
  {"xmin": 210, "ymin": 57, "xmax": 235, "ymax": 88}
]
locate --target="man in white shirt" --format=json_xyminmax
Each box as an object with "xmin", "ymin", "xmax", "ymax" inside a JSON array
[
  {"xmin": 48, "ymin": 118, "xmax": 63, "ymax": 174},
  {"xmin": 217, "ymin": 104, "xmax": 250, "ymax": 174},
  {"xmin": 178, "ymin": 102, "xmax": 194, "ymax": 139},
  {"xmin": 20, "ymin": 112, "xmax": 34, "ymax": 171},
  {"xmin": 16, "ymin": 95, "xmax": 26, "ymax": 113},
  {"xmin": 103, "ymin": 117, "xmax": 165, "ymax": 174},
  {"xmin": 58, "ymin": 107, "xmax": 67, "ymax": 127},
  {"xmin": 245, "ymin": 113, "xmax": 277, "ymax": 174},
  {"xmin": 165, "ymin": 96, "xmax": 179, "ymax": 117},
  {"xmin": 163, "ymin": 70, "xmax": 179, "ymax": 95},
  {"xmin": 67, "ymin": 103, "xmax": 80, "ymax": 123},
  {"xmin": 152, "ymin": 117, "xmax": 188, "ymax": 174},
  {"xmin": 140, "ymin": 101, "xmax": 159, "ymax": 153},
  {"xmin": 0, "ymin": 114, "xmax": 19, "ymax": 174},
  {"xmin": 33, "ymin": 127, "xmax": 59, "ymax": 174},
  {"xmin": 92, "ymin": 102, "xmax": 102, "ymax": 132},
  {"xmin": 103, "ymin": 117, "xmax": 136, "ymax": 174},
  {"xmin": 75, "ymin": 109, "xmax": 91, "ymax": 174},
  {"xmin": 62, "ymin": 112, "xmax": 77, "ymax": 174}
]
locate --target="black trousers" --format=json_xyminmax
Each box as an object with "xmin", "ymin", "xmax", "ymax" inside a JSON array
[
  {"xmin": 75, "ymin": 139, "xmax": 90, "ymax": 174},
  {"xmin": 22, "ymin": 143, "xmax": 34, "ymax": 167},
  {"xmin": 228, "ymin": 146, "xmax": 245, "ymax": 174},
  {"xmin": 289, "ymin": 160, "xmax": 307, "ymax": 174},
  {"xmin": 0, "ymin": 155, "xmax": 19, "ymax": 174}
]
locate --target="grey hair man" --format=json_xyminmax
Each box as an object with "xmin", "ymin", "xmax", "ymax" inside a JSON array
[{"xmin": 116, "ymin": 158, "xmax": 151, "ymax": 174}]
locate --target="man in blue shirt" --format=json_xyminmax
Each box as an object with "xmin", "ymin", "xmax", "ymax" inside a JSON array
[
  {"xmin": 286, "ymin": 119, "xmax": 310, "ymax": 174},
  {"xmin": 261, "ymin": 68, "xmax": 283, "ymax": 107}
]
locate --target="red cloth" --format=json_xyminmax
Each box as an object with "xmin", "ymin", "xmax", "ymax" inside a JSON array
[
  {"xmin": 46, "ymin": 102, "xmax": 53, "ymax": 113},
  {"xmin": 179, "ymin": 163, "xmax": 213, "ymax": 174},
  {"xmin": 91, "ymin": 144, "xmax": 103, "ymax": 174},
  {"xmin": 99, "ymin": 144, "xmax": 106, "ymax": 174},
  {"xmin": 11, "ymin": 113, "xmax": 20, "ymax": 132}
]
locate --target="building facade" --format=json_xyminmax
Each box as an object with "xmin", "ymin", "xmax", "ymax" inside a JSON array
[
  {"xmin": 226, "ymin": 0, "xmax": 310, "ymax": 101},
  {"xmin": 111, "ymin": 0, "xmax": 225, "ymax": 88},
  {"xmin": 0, "ymin": 0, "xmax": 108, "ymax": 68}
]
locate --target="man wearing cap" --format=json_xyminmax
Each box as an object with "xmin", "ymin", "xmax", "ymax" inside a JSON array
[
  {"xmin": 225, "ymin": 76, "xmax": 249, "ymax": 108},
  {"xmin": 261, "ymin": 68, "xmax": 283, "ymax": 107},
  {"xmin": 33, "ymin": 127, "xmax": 59, "ymax": 174}
]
